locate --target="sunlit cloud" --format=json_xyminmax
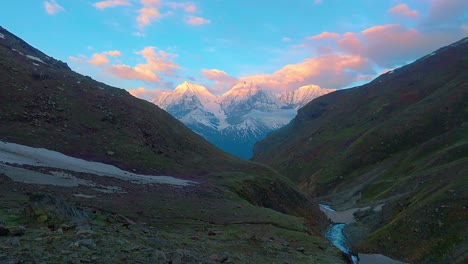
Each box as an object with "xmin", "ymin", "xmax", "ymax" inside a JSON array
[
  {"xmin": 241, "ymin": 54, "xmax": 372, "ymax": 91},
  {"xmin": 166, "ymin": 2, "xmax": 197, "ymax": 13},
  {"xmin": 104, "ymin": 50, "xmax": 122, "ymax": 56},
  {"xmin": 128, "ymin": 87, "xmax": 165, "ymax": 100},
  {"xmin": 88, "ymin": 54, "xmax": 109, "ymax": 66},
  {"xmin": 108, "ymin": 64, "xmax": 160, "ymax": 82},
  {"xmin": 201, "ymin": 69, "xmax": 238, "ymax": 93},
  {"xmin": 87, "ymin": 50, "xmax": 121, "ymax": 66},
  {"xmin": 93, "ymin": 0, "xmax": 131, "ymax": 10},
  {"xmin": 388, "ymin": 4, "xmax": 419, "ymax": 19},
  {"xmin": 137, "ymin": 7, "xmax": 164, "ymax": 28},
  {"xmin": 44, "ymin": 0, "xmax": 64, "ymax": 15},
  {"xmin": 106, "ymin": 46, "xmax": 180, "ymax": 83},
  {"xmin": 420, "ymin": 0, "xmax": 468, "ymax": 30},
  {"xmin": 186, "ymin": 16, "xmax": 211, "ymax": 25},
  {"xmin": 308, "ymin": 32, "xmax": 340, "ymax": 40}
]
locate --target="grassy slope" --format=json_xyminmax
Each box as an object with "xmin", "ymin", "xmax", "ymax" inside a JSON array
[
  {"xmin": 0, "ymin": 26, "xmax": 347, "ymax": 263},
  {"xmin": 253, "ymin": 38, "xmax": 468, "ymax": 263}
]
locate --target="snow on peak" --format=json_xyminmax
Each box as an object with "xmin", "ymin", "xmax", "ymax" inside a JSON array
[
  {"xmin": 278, "ymin": 84, "xmax": 335, "ymax": 108},
  {"xmin": 174, "ymin": 82, "xmax": 215, "ymax": 98},
  {"xmin": 221, "ymin": 81, "xmax": 262, "ymax": 101}
]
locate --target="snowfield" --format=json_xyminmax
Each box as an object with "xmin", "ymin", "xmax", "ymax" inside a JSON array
[{"xmin": 0, "ymin": 141, "xmax": 196, "ymax": 187}]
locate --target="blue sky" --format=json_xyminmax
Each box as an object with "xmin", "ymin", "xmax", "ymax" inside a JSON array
[{"xmin": 1, "ymin": 0, "xmax": 467, "ymax": 99}]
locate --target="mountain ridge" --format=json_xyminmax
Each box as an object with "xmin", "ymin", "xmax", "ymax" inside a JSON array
[{"xmin": 253, "ymin": 37, "xmax": 468, "ymax": 263}]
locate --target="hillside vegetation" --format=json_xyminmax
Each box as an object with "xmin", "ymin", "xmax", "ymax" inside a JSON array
[{"xmin": 253, "ymin": 38, "xmax": 468, "ymax": 263}]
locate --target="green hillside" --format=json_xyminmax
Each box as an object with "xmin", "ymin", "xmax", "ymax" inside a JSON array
[{"xmin": 253, "ymin": 38, "xmax": 468, "ymax": 263}]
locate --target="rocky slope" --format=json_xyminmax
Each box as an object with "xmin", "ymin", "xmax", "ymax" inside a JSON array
[
  {"xmin": 0, "ymin": 26, "xmax": 347, "ymax": 263},
  {"xmin": 153, "ymin": 81, "xmax": 334, "ymax": 159},
  {"xmin": 253, "ymin": 37, "xmax": 468, "ymax": 263}
]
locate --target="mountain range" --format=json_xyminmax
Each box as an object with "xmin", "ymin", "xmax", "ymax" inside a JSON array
[{"xmin": 152, "ymin": 81, "xmax": 335, "ymax": 158}]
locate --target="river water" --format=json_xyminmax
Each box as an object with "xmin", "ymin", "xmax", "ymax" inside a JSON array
[{"xmin": 319, "ymin": 204, "xmax": 406, "ymax": 264}]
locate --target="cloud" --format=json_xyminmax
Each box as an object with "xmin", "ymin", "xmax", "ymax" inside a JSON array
[
  {"xmin": 93, "ymin": 0, "xmax": 131, "ymax": 10},
  {"xmin": 388, "ymin": 4, "xmax": 419, "ymax": 19},
  {"xmin": 88, "ymin": 54, "xmax": 110, "ymax": 66},
  {"xmin": 313, "ymin": 0, "xmax": 323, "ymax": 5},
  {"xmin": 241, "ymin": 54, "xmax": 372, "ymax": 91},
  {"xmin": 337, "ymin": 32, "xmax": 364, "ymax": 54},
  {"xmin": 128, "ymin": 87, "xmax": 165, "ymax": 100},
  {"xmin": 186, "ymin": 16, "xmax": 211, "ymax": 25},
  {"xmin": 137, "ymin": 7, "xmax": 165, "ymax": 28},
  {"xmin": 166, "ymin": 2, "xmax": 197, "ymax": 13},
  {"xmin": 421, "ymin": 0, "xmax": 468, "ymax": 31},
  {"xmin": 201, "ymin": 69, "xmax": 238, "ymax": 92},
  {"xmin": 108, "ymin": 64, "xmax": 161, "ymax": 82},
  {"xmin": 104, "ymin": 50, "xmax": 122, "ymax": 56},
  {"xmin": 308, "ymin": 32, "xmax": 340, "ymax": 40},
  {"xmin": 84, "ymin": 50, "xmax": 122, "ymax": 66},
  {"xmin": 44, "ymin": 0, "xmax": 64, "ymax": 15},
  {"xmin": 106, "ymin": 46, "xmax": 180, "ymax": 83},
  {"xmin": 282, "ymin": 37, "xmax": 292, "ymax": 42}
]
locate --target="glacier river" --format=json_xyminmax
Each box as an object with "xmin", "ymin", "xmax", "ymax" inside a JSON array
[
  {"xmin": 320, "ymin": 204, "xmax": 407, "ymax": 264},
  {"xmin": 320, "ymin": 204, "xmax": 359, "ymax": 263}
]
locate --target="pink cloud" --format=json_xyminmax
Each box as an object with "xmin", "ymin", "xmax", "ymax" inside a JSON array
[
  {"xmin": 141, "ymin": 0, "xmax": 161, "ymax": 5},
  {"xmin": 44, "ymin": 0, "xmax": 64, "ymax": 15},
  {"xmin": 128, "ymin": 87, "xmax": 165, "ymax": 100},
  {"xmin": 337, "ymin": 32, "xmax": 364, "ymax": 54},
  {"xmin": 308, "ymin": 32, "xmax": 340, "ymax": 40},
  {"xmin": 313, "ymin": 0, "xmax": 323, "ymax": 5},
  {"xmin": 103, "ymin": 50, "xmax": 122, "ymax": 56},
  {"xmin": 93, "ymin": 0, "xmax": 131, "ymax": 10},
  {"xmin": 88, "ymin": 54, "xmax": 110, "ymax": 66},
  {"xmin": 423, "ymin": 0, "xmax": 468, "ymax": 28},
  {"xmin": 137, "ymin": 7, "xmax": 164, "ymax": 28},
  {"xmin": 361, "ymin": 24, "xmax": 425, "ymax": 67},
  {"xmin": 186, "ymin": 16, "xmax": 211, "ymax": 25},
  {"xmin": 242, "ymin": 54, "xmax": 372, "ymax": 91},
  {"xmin": 166, "ymin": 2, "xmax": 197, "ymax": 13},
  {"xmin": 388, "ymin": 4, "xmax": 419, "ymax": 19},
  {"xmin": 108, "ymin": 64, "xmax": 160, "ymax": 82},
  {"xmin": 105, "ymin": 47, "xmax": 180, "ymax": 83},
  {"xmin": 201, "ymin": 69, "xmax": 238, "ymax": 92},
  {"xmin": 138, "ymin": 47, "xmax": 180, "ymax": 74}
]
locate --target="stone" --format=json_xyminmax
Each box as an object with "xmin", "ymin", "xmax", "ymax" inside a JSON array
[
  {"xmin": 151, "ymin": 250, "xmax": 167, "ymax": 262},
  {"xmin": 74, "ymin": 239, "xmax": 96, "ymax": 250},
  {"xmin": 0, "ymin": 227, "xmax": 10, "ymax": 236},
  {"xmin": 210, "ymin": 253, "xmax": 229, "ymax": 263}
]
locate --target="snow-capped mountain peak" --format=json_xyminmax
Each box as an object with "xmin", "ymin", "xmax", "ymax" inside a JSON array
[{"xmin": 152, "ymin": 81, "xmax": 334, "ymax": 158}]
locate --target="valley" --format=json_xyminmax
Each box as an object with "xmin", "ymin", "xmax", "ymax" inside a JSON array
[{"xmin": 1, "ymin": 4, "xmax": 467, "ymax": 263}]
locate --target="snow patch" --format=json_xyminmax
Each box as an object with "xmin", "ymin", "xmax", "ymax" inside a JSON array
[
  {"xmin": 11, "ymin": 48, "xmax": 24, "ymax": 56},
  {"xmin": 0, "ymin": 33, "xmax": 5, "ymax": 39},
  {"xmin": 0, "ymin": 141, "xmax": 196, "ymax": 187},
  {"xmin": 32, "ymin": 62, "xmax": 40, "ymax": 67},
  {"xmin": 26, "ymin": 55, "xmax": 46, "ymax": 64}
]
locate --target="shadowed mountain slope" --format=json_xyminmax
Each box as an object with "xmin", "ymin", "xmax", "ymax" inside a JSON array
[{"xmin": 253, "ymin": 38, "xmax": 468, "ymax": 263}]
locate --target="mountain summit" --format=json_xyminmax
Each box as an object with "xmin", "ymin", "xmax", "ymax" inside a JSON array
[{"xmin": 152, "ymin": 81, "xmax": 334, "ymax": 158}]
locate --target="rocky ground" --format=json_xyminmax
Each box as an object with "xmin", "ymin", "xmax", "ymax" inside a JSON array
[{"xmin": 0, "ymin": 171, "xmax": 348, "ymax": 264}]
